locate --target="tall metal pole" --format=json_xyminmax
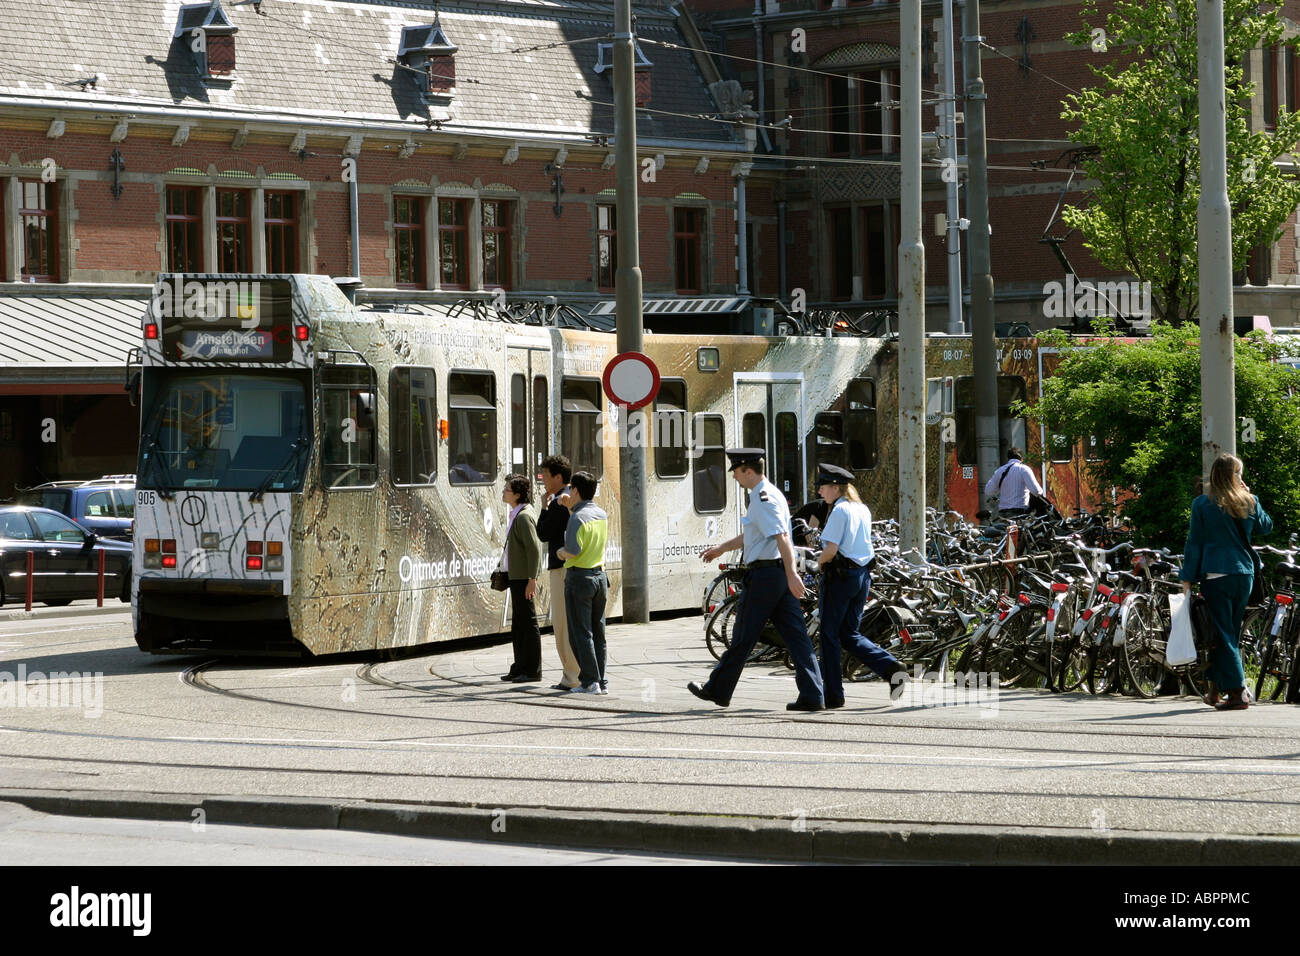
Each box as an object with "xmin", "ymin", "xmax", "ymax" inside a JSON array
[
  {"xmin": 941, "ymin": 0, "xmax": 965, "ymax": 335},
  {"xmin": 1197, "ymin": 0, "xmax": 1235, "ymax": 474},
  {"xmin": 736, "ymin": 174, "xmax": 749, "ymax": 294},
  {"xmin": 614, "ymin": 0, "xmax": 649, "ymax": 623},
  {"xmin": 963, "ymin": 0, "xmax": 1000, "ymax": 495},
  {"xmin": 899, "ymin": 0, "xmax": 926, "ymax": 560}
]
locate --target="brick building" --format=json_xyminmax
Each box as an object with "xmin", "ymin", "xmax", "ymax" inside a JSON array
[
  {"xmin": 688, "ymin": 0, "xmax": 1300, "ymax": 326},
  {"xmin": 0, "ymin": 0, "xmax": 757, "ymax": 489}
]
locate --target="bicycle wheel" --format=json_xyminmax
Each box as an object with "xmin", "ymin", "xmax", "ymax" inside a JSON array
[
  {"xmin": 701, "ymin": 573, "xmax": 739, "ymax": 617},
  {"xmin": 705, "ymin": 594, "xmax": 773, "ymax": 664},
  {"xmin": 1255, "ymin": 635, "xmax": 1290, "ymax": 702},
  {"xmin": 1052, "ymin": 633, "xmax": 1091, "ymax": 693},
  {"xmin": 978, "ymin": 609, "xmax": 1042, "ymax": 688},
  {"xmin": 1122, "ymin": 595, "xmax": 1166, "ymax": 699},
  {"xmin": 1087, "ymin": 637, "xmax": 1124, "ymax": 695}
]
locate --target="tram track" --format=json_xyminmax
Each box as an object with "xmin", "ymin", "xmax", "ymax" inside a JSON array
[{"xmin": 174, "ymin": 659, "xmax": 1300, "ymax": 767}]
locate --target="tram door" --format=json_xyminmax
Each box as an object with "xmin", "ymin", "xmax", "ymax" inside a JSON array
[
  {"xmin": 506, "ymin": 345, "xmax": 551, "ymax": 489},
  {"xmin": 733, "ymin": 375, "xmax": 805, "ymax": 510},
  {"xmin": 504, "ymin": 344, "xmax": 552, "ymax": 626}
]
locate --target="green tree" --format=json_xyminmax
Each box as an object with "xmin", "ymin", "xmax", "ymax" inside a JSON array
[
  {"xmin": 1021, "ymin": 326, "xmax": 1300, "ymax": 548},
  {"xmin": 1061, "ymin": 0, "xmax": 1300, "ymax": 324}
]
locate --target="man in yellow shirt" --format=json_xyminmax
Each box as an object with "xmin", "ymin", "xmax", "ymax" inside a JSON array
[{"xmin": 556, "ymin": 471, "xmax": 609, "ymax": 695}]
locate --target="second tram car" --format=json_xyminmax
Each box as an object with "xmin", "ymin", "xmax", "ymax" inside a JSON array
[{"xmin": 130, "ymin": 274, "xmax": 1111, "ymax": 656}]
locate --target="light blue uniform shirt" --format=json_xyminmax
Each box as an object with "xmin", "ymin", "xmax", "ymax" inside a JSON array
[
  {"xmin": 741, "ymin": 477, "xmax": 790, "ymax": 562},
  {"xmin": 821, "ymin": 497, "xmax": 874, "ymax": 566}
]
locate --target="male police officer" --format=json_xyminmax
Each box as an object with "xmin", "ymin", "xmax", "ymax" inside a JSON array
[{"xmin": 688, "ymin": 449, "xmax": 826, "ymax": 711}]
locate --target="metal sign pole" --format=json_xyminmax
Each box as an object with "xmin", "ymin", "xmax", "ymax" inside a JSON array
[{"xmin": 614, "ymin": 0, "xmax": 649, "ymax": 622}]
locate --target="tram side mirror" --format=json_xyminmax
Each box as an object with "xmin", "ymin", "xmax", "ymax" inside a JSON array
[{"xmin": 125, "ymin": 370, "xmax": 141, "ymax": 407}]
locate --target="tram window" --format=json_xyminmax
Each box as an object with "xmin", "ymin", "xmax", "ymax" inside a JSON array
[
  {"xmin": 533, "ymin": 376, "xmax": 549, "ymax": 472},
  {"xmin": 692, "ymin": 414, "xmax": 726, "ymax": 514},
  {"xmin": 814, "ymin": 413, "xmax": 846, "ymax": 470},
  {"xmin": 390, "ymin": 367, "xmax": 438, "ymax": 486},
  {"xmin": 654, "ymin": 379, "xmax": 688, "ymax": 479},
  {"xmin": 742, "ymin": 412, "xmax": 766, "ymax": 455},
  {"xmin": 511, "ymin": 373, "xmax": 527, "ymax": 470},
  {"xmin": 775, "ymin": 411, "xmax": 802, "ymax": 502},
  {"xmin": 846, "ymin": 378, "xmax": 877, "ymax": 470},
  {"xmin": 321, "ymin": 365, "xmax": 378, "ymax": 489},
  {"xmin": 561, "ymin": 377, "xmax": 604, "ymax": 480},
  {"xmin": 448, "ymin": 371, "xmax": 497, "ymax": 485},
  {"xmin": 955, "ymin": 375, "xmax": 1028, "ymax": 466}
]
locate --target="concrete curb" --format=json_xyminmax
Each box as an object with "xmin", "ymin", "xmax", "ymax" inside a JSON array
[
  {"xmin": 3, "ymin": 789, "xmax": 1297, "ymax": 864},
  {"xmin": 1, "ymin": 603, "xmax": 130, "ymax": 622}
]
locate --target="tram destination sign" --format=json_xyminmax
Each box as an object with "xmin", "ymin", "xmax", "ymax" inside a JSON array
[{"xmin": 155, "ymin": 277, "xmax": 295, "ymax": 362}]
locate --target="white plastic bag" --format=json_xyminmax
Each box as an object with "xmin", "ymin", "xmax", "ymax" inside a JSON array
[{"xmin": 1166, "ymin": 592, "xmax": 1197, "ymax": 666}]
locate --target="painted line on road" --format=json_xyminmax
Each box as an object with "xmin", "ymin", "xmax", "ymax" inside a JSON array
[{"xmin": 160, "ymin": 733, "xmax": 1300, "ymax": 773}]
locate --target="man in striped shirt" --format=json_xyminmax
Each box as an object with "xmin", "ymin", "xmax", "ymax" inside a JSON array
[
  {"xmin": 557, "ymin": 471, "xmax": 609, "ymax": 695},
  {"xmin": 983, "ymin": 447, "xmax": 1044, "ymax": 518}
]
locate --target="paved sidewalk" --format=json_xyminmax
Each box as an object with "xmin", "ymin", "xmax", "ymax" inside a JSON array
[{"xmin": 1, "ymin": 610, "xmax": 1298, "ymax": 863}]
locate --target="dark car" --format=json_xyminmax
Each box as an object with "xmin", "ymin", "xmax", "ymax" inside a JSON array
[
  {"xmin": 17, "ymin": 476, "xmax": 135, "ymax": 541},
  {"xmin": 0, "ymin": 506, "xmax": 131, "ymax": 607}
]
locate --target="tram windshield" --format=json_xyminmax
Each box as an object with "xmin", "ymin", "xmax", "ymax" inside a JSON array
[{"xmin": 139, "ymin": 372, "xmax": 310, "ymax": 493}]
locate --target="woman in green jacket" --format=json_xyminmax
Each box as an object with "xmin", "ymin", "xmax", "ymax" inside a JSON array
[
  {"xmin": 500, "ymin": 473, "xmax": 545, "ymax": 683},
  {"xmin": 1180, "ymin": 454, "xmax": 1273, "ymax": 710}
]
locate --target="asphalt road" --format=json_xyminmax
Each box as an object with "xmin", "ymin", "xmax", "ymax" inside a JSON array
[{"xmin": 1, "ymin": 607, "xmax": 1298, "ymax": 862}]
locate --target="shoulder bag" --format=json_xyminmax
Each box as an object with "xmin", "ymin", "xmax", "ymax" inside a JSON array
[{"xmin": 1231, "ymin": 514, "xmax": 1265, "ymax": 606}]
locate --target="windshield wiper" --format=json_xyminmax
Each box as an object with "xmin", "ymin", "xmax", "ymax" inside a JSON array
[
  {"xmin": 249, "ymin": 410, "xmax": 309, "ymax": 503},
  {"xmin": 143, "ymin": 436, "xmax": 178, "ymax": 500}
]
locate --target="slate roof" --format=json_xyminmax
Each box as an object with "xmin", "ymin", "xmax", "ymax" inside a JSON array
[
  {"xmin": 0, "ymin": 293, "xmax": 144, "ymax": 382},
  {"xmin": 0, "ymin": 0, "xmax": 738, "ymax": 147}
]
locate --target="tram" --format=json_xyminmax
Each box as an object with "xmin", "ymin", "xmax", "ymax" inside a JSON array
[{"xmin": 129, "ymin": 274, "xmax": 1109, "ymax": 656}]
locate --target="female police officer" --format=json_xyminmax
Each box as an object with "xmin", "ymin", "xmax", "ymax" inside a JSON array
[
  {"xmin": 815, "ymin": 463, "xmax": 907, "ymax": 706},
  {"xmin": 688, "ymin": 449, "xmax": 826, "ymax": 711}
]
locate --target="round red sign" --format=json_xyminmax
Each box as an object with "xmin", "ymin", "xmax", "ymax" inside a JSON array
[{"xmin": 602, "ymin": 351, "xmax": 661, "ymax": 411}]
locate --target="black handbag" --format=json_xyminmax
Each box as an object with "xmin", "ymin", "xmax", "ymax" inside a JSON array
[
  {"xmin": 490, "ymin": 569, "xmax": 510, "ymax": 592},
  {"xmin": 1231, "ymin": 516, "xmax": 1265, "ymax": 606}
]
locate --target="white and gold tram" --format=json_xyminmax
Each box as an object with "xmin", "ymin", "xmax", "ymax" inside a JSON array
[{"xmin": 131, "ymin": 274, "xmax": 1091, "ymax": 656}]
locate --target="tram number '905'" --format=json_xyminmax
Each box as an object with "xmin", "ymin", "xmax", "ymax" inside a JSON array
[{"xmin": 137, "ymin": 491, "xmax": 157, "ymax": 506}]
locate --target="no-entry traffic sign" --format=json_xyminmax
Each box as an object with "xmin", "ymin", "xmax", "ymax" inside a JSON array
[{"xmin": 602, "ymin": 351, "xmax": 661, "ymax": 411}]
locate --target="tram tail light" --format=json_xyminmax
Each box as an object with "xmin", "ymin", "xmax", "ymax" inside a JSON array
[
  {"xmin": 438, "ymin": 419, "xmax": 450, "ymax": 440},
  {"xmin": 144, "ymin": 322, "xmax": 159, "ymax": 339},
  {"xmin": 246, "ymin": 555, "xmax": 263, "ymax": 571},
  {"xmin": 247, "ymin": 541, "xmax": 263, "ymax": 555},
  {"xmin": 294, "ymin": 325, "xmax": 310, "ymax": 341},
  {"xmin": 161, "ymin": 554, "xmax": 177, "ymax": 569},
  {"xmin": 162, "ymin": 539, "xmax": 176, "ymax": 554}
]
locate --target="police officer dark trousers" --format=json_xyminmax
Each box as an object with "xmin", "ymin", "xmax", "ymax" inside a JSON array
[
  {"xmin": 814, "ymin": 465, "xmax": 905, "ymax": 706},
  {"xmin": 688, "ymin": 449, "xmax": 825, "ymax": 711}
]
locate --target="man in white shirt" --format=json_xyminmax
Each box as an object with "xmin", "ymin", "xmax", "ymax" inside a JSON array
[{"xmin": 983, "ymin": 447, "xmax": 1044, "ymax": 518}]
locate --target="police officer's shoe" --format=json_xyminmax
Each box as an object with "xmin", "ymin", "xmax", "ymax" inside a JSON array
[
  {"xmin": 687, "ymin": 681, "xmax": 729, "ymax": 707},
  {"xmin": 786, "ymin": 699, "xmax": 826, "ymax": 712}
]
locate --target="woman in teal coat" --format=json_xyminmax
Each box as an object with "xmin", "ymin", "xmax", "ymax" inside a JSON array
[{"xmin": 1179, "ymin": 454, "xmax": 1272, "ymax": 710}]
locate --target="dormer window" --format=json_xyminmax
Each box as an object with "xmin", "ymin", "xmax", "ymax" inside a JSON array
[
  {"xmin": 593, "ymin": 41, "xmax": 654, "ymax": 107},
  {"xmin": 175, "ymin": 1, "xmax": 238, "ymax": 80},
  {"xmin": 398, "ymin": 16, "xmax": 458, "ymax": 104}
]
